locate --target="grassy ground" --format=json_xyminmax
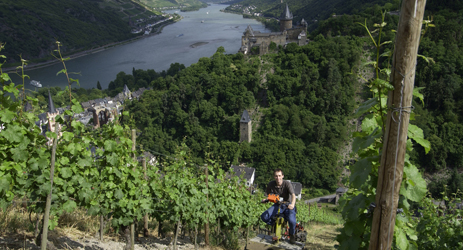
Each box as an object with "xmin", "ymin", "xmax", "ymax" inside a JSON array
[{"xmin": 304, "ymin": 224, "xmax": 341, "ymax": 250}]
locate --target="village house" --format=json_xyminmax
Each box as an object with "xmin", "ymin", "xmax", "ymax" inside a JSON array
[{"xmin": 229, "ymin": 165, "xmax": 256, "ymax": 188}]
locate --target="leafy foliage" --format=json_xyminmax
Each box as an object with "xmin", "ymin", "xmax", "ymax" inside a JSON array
[
  {"xmin": 336, "ymin": 13, "xmax": 430, "ymax": 250},
  {"xmin": 125, "ymin": 38, "xmax": 362, "ymax": 191}
]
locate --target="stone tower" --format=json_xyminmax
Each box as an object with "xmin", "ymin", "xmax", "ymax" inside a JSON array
[
  {"xmin": 279, "ymin": 3, "xmax": 293, "ymax": 32},
  {"xmin": 240, "ymin": 110, "xmax": 252, "ymax": 143}
]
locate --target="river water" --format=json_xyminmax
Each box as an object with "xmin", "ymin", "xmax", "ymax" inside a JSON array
[{"xmin": 12, "ymin": 4, "xmax": 269, "ymax": 90}]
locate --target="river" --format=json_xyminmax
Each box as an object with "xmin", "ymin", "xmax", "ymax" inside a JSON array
[{"xmin": 10, "ymin": 4, "xmax": 270, "ymax": 90}]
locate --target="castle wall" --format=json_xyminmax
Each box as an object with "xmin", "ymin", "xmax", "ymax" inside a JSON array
[{"xmin": 287, "ymin": 27, "xmax": 306, "ymax": 40}]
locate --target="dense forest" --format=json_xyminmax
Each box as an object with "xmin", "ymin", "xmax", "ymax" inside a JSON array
[
  {"xmin": 308, "ymin": 0, "xmax": 463, "ymax": 198},
  {"xmin": 101, "ymin": 35, "xmax": 363, "ymax": 192},
  {"xmin": 225, "ymin": 0, "xmax": 398, "ymax": 32}
]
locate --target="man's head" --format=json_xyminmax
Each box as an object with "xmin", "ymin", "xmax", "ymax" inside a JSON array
[{"xmin": 273, "ymin": 169, "xmax": 284, "ymax": 186}]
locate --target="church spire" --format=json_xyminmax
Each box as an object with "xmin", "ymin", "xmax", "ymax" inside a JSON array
[{"xmin": 48, "ymin": 90, "xmax": 56, "ymax": 114}]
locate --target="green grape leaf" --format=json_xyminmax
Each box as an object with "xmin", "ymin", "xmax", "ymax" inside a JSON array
[
  {"xmin": 395, "ymin": 227, "xmax": 408, "ymax": 250},
  {"xmin": 408, "ymin": 124, "xmax": 430, "ymax": 154},
  {"xmin": 56, "ymin": 69, "xmax": 66, "ymax": 76},
  {"xmin": 400, "ymin": 164, "xmax": 427, "ymax": 202},
  {"xmin": 0, "ymin": 109, "xmax": 15, "ymax": 123},
  {"xmin": 355, "ymin": 98, "xmax": 379, "ymax": 117},
  {"xmin": 372, "ymin": 78, "xmax": 394, "ymax": 90},
  {"xmin": 107, "ymin": 153, "xmax": 119, "ymax": 166},
  {"xmin": 77, "ymin": 157, "xmax": 92, "ymax": 168},
  {"xmin": 413, "ymin": 87, "xmax": 425, "ymax": 106},
  {"xmin": 10, "ymin": 147, "xmax": 28, "ymax": 162},
  {"xmin": 361, "ymin": 115, "xmax": 377, "ymax": 134},
  {"xmin": 0, "ymin": 177, "xmax": 10, "ymax": 193},
  {"xmin": 115, "ymin": 189, "xmax": 124, "ymax": 200},
  {"xmin": 3, "ymin": 83, "xmax": 19, "ymax": 97},
  {"xmin": 60, "ymin": 167, "xmax": 73, "ymax": 178},
  {"xmin": 344, "ymin": 194, "xmax": 368, "ymax": 220},
  {"xmin": 62, "ymin": 200, "xmax": 77, "ymax": 213},
  {"xmin": 62, "ymin": 132, "xmax": 74, "ymax": 141},
  {"xmin": 71, "ymin": 99, "xmax": 84, "ymax": 113},
  {"xmin": 350, "ymin": 158, "xmax": 373, "ymax": 188},
  {"xmin": 352, "ymin": 128, "xmax": 380, "ymax": 152},
  {"xmin": 60, "ymin": 157, "xmax": 70, "ymax": 165},
  {"xmin": 104, "ymin": 140, "xmax": 118, "ymax": 152},
  {"xmin": 2, "ymin": 125, "xmax": 23, "ymax": 142}
]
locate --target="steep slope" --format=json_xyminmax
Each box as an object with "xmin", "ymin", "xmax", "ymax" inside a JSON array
[
  {"xmin": 225, "ymin": 0, "xmax": 397, "ymax": 28},
  {"xmin": 0, "ymin": 0, "xmax": 143, "ymax": 63},
  {"xmin": 137, "ymin": 0, "xmax": 207, "ymax": 9}
]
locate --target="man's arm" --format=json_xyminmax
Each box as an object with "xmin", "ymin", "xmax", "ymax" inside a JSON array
[
  {"xmin": 288, "ymin": 193, "xmax": 296, "ymax": 210},
  {"xmin": 262, "ymin": 183, "xmax": 271, "ymax": 203}
]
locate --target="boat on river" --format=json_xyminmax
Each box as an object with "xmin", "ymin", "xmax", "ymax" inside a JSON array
[{"xmin": 30, "ymin": 80, "xmax": 42, "ymax": 88}]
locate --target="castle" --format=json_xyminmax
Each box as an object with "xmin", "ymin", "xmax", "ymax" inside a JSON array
[{"xmin": 239, "ymin": 3, "xmax": 307, "ymax": 55}]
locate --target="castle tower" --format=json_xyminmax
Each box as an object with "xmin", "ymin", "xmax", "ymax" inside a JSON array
[
  {"xmin": 47, "ymin": 90, "xmax": 60, "ymax": 145},
  {"xmin": 240, "ymin": 110, "xmax": 252, "ymax": 143},
  {"xmin": 279, "ymin": 3, "xmax": 293, "ymax": 32}
]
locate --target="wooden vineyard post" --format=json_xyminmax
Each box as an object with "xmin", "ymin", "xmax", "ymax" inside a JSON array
[
  {"xmin": 40, "ymin": 123, "xmax": 59, "ymax": 250},
  {"xmin": 100, "ymin": 214, "xmax": 104, "ymax": 241},
  {"xmin": 204, "ymin": 165, "xmax": 210, "ymax": 245},
  {"xmin": 174, "ymin": 220, "xmax": 181, "ymax": 250},
  {"xmin": 130, "ymin": 129, "xmax": 136, "ymax": 250},
  {"xmin": 308, "ymin": 204, "xmax": 310, "ymax": 226},
  {"xmin": 194, "ymin": 225, "xmax": 198, "ymax": 250},
  {"xmin": 368, "ymin": 0, "xmax": 427, "ymax": 249},
  {"xmin": 142, "ymin": 157, "xmax": 149, "ymax": 237}
]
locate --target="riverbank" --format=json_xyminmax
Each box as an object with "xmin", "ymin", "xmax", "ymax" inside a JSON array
[{"xmin": 3, "ymin": 17, "xmax": 180, "ymax": 74}]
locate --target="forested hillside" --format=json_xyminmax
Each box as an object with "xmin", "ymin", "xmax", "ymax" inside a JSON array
[
  {"xmin": 109, "ymin": 35, "xmax": 363, "ymax": 192},
  {"xmin": 225, "ymin": 0, "xmax": 398, "ymax": 31},
  {"xmin": 136, "ymin": 0, "xmax": 207, "ymax": 11},
  {"xmin": 0, "ymin": 0, "xmax": 145, "ymax": 64}
]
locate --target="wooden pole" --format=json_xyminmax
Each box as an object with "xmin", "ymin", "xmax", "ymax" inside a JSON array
[
  {"xmin": 174, "ymin": 220, "xmax": 181, "ymax": 250},
  {"xmin": 100, "ymin": 215, "xmax": 104, "ymax": 241},
  {"xmin": 368, "ymin": 0, "xmax": 427, "ymax": 249},
  {"xmin": 204, "ymin": 165, "xmax": 210, "ymax": 246},
  {"xmin": 142, "ymin": 157, "xmax": 149, "ymax": 237},
  {"xmin": 41, "ymin": 123, "xmax": 59, "ymax": 250},
  {"xmin": 130, "ymin": 129, "xmax": 136, "ymax": 250}
]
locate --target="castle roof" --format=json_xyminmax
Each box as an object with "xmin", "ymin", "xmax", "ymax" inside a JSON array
[
  {"xmin": 48, "ymin": 90, "xmax": 56, "ymax": 114},
  {"xmin": 301, "ymin": 18, "xmax": 308, "ymax": 26},
  {"xmin": 240, "ymin": 110, "xmax": 251, "ymax": 123},
  {"xmin": 245, "ymin": 24, "xmax": 255, "ymax": 36},
  {"xmin": 280, "ymin": 3, "xmax": 293, "ymax": 20}
]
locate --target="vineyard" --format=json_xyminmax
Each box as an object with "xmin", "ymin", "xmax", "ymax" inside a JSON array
[{"xmin": 0, "ymin": 43, "xmax": 345, "ymax": 250}]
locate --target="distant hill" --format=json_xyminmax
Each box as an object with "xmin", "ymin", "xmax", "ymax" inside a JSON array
[
  {"xmin": 136, "ymin": 0, "xmax": 207, "ymax": 10},
  {"xmin": 225, "ymin": 0, "xmax": 396, "ymax": 29},
  {"xmin": 0, "ymin": 0, "xmax": 160, "ymax": 64}
]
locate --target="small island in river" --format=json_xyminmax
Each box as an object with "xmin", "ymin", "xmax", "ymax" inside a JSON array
[{"xmin": 190, "ymin": 42, "xmax": 209, "ymax": 48}]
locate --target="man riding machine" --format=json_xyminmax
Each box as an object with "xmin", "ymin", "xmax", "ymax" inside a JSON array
[{"xmin": 260, "ymin": 169, "xmax": 306, "ymax": 246}]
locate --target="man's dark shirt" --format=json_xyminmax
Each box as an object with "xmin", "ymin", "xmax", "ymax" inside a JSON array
[{"xmin": 266, "ymin": 180, "xmax": 295, "ymax": 202}]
